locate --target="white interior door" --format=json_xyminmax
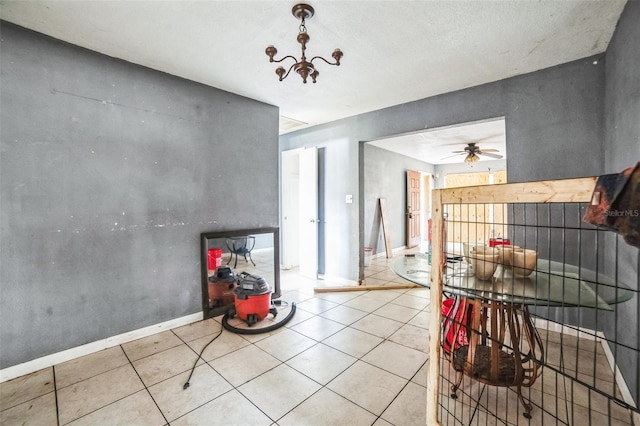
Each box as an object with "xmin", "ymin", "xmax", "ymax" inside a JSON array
[
  {"xmin": 299, "ymin": 147, "xmax": 318, "ymax": 278},
  {"xmin": 281, "ymin": 150, "xmax": 300, "ymax": 269}
]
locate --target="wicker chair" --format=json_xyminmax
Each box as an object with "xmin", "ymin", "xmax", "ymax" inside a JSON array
[{"xmin": 443, "ymin": 296, "xmax": 544, "ymax": 418}]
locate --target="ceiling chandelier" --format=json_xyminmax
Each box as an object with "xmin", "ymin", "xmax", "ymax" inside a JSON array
[{"xmin": 265, "ymin": 3, "xmax": 343, "ymax": 84}]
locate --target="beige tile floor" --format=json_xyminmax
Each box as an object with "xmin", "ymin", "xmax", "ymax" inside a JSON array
[{"xmin": 1, "ymin": 249, "xmax": 637, "ymax": 425}]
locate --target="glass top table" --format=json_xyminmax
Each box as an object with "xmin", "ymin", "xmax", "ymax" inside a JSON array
[{"xmin": 392, "ymin": 253, "xmax": 634, "ymax": 310}]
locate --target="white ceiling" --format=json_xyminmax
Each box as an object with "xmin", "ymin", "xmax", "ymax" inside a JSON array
[
  {"xmin": 0, "ymin": 0, "xmax": 626, "ymax": 138},
  {"xmin": 368, "ymin": 117, "xmax": 506, "ymax": 165}
]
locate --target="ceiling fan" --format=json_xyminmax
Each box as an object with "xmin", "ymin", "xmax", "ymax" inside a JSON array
[{"xmin": 443, "ymin": 142, "xmax": 503, "ymax": 163}]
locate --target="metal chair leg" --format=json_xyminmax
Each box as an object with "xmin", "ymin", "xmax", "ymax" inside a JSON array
[
  {"xmin": 517, "ymin": 385, "xmax": 533, "ymax": 418},
  {"xmin": 450, "ymin": 371, "xmax": 464, "ymax": 398}
]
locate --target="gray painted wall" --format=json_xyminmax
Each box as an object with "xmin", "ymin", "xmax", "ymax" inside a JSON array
[
  {"xmin": 0, "ymin": 23, "xmax": 279, "ymax": 368},
  {"xmin": 282, "ymin": 54, "xmax": 606, "ymax": 282},
  {"xmin": 602, "ymin": 0, "xmax": 640, "ymax": 403},
  {"xmin": 282, "ymin": 3, "xmax": 638, "ymax": 401},
  {"xmin": 363, "ymin": 145, "xmax": 434, "ymax": 256}
]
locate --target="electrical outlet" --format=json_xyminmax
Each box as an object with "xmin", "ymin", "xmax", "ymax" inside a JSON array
[{"xmin": 346, "ymin": 194, "xmax": 353, "ymax": 203}]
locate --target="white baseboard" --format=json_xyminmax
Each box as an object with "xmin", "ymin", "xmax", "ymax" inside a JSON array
[
  {"xmin": 532, "ymin": 318, "xmax": 602, "ymax": 342},
  {"xmin": 0, "ymin": 312, "xmax": 203, "ymax": 383},
  {"xmin": 370, "ymin": 246, "xmax": 407, "ymax": 259},
  {"xmin": 320, "ymin": 274, "xmax": 359, "ymax": 287},
  {"xmin": 598, "ymin": 330, "xmax": 639, "ymax": 421}
]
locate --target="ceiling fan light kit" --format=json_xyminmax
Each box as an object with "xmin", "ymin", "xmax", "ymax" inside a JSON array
[
  {"xmin": 265, "ymin": 3, "xmax": 343, "ymax": 83},
  {"xmin": 465, "ymin": 153, "xmax": 480, "ymax": 163},
  {"xmin": 442, "ymin": 142, "xmax": 504, "ymax": 163}
]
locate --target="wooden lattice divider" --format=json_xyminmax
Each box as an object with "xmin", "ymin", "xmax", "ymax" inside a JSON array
[{"xmin": 427, "ymin": 176, "xmax": 597, "ymax": 424}]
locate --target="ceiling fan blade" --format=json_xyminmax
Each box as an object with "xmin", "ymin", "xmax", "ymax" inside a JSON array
[
  {"xmin": 479, "ymin": 148, "xmax": 500, "ymax": 153},
  {"xmin": 451, "ymin": 150, "xmax": 466, "ymax": 153},
  {"xmin": 440, "ymin": 153, "xmax": 466, "ymax": 160},
  {"xmin": 478, "ymin": 152, "xmax": 503, "ymax": 159}
]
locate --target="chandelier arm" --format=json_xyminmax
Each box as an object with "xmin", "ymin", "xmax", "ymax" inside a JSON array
[
  {"xmin": 280, "ymin": 63, "xmax": 298, "ymax": 80},
  {"xmin": 309, "ymin": 56, "xmax": 339, "ymax": 66},
  {"xmin": 269, "ymin": 55, "xmax": 299, "ymax": 64}
]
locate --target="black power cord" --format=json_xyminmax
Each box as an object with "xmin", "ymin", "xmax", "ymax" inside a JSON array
[
  {"xmin": 182, "ymin": 299, "xmax": 296, "ymax": 389},
  {"xmin": 182, "ymin": 325, "xmax": 223, "ymax": 390}
]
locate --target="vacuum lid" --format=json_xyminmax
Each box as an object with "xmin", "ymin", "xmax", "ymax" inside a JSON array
[
  {"xmin": 235, "ymin": 272, "xmax": 271, "ymax": 298},
  {"xmin": 209, "ymin": 266, "xmax": 235, "ymax": 283}
]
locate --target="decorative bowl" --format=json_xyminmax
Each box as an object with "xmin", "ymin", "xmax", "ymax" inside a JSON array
[
  {"xmin": 471, "ymin": 252, "xmax": 499, "ymax": 280},
  {"xmin": 463, "ymin": 242, "xmax": 486, "ymax": 264},
  {"xmin": 497, "ymin": 245, "xmax": 520, "ymax": 266},
  {"xmin": 512, "ymin": 249, "xmax": 537, "ymax": 276}
]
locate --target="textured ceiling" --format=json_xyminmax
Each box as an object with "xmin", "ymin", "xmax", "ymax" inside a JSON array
[
  {"xmin": 368, "ymin": 117, "xmax": 506, "ymax": 165},
  {"xmin": 0, "ymin": 0, "xmax": 627, "ymax": 137}
]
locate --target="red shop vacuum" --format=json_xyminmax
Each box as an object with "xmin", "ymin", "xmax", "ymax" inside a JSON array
[
  {"xmin": 227, "ymin": 272, "xmax": 278, "ymax": 326},
  {"xmin": 208, "ymin": 266, "xmax": 237, "ymax": 308}
]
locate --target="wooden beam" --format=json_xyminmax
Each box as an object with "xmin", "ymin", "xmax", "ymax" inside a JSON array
[
  {"xmin": 440, "ymin": 176, "xmax": 597, "ymax": 205},
  {"xmin": 314, "ymin": 284, "xmax": 420, "ymax": 293},
  {"xmin": 427, "ymin": 189, "xmax": 444, "ymax": 425}
]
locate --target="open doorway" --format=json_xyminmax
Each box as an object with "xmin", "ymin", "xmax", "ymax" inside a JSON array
[
  {"xmin": 361, "ymin": 117, "xmax": 507, "ymax": 281},
  {"xmin": 444, "ymin": 170, "xmax": 508, "ymax": 244}
]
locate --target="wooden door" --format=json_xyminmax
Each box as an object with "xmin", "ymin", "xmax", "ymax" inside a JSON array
[{"xmin": 406, "ymin": 170, "xmax": 421, "ymax": 248}]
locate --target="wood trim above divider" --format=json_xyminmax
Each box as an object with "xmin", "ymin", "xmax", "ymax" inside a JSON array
[{"xmin": 440, "ymin": 176, "xmax": 597, "ymax": 205}]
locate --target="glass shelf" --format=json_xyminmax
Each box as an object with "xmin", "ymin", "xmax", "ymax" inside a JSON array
[{"xmin": 392, "ymin": 254, "xmax": 633, "ymax": 310}]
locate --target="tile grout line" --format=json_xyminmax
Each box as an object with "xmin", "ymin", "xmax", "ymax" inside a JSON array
[
  {"xmin": 143, "ymin": 326, "xmax": 236, "ymax": 424},
  {"xmin": 290, "ymin": 305, "xmax": 428, "ymax": 360},
  {"xmin": 52, "ymin": 365, "xmax": 60, "ymax": 426},
  {"xmin": 138, "ymin": 265, "xmax": 423, "ymax": 422},
  {"xmin": 167, "ymin": 322, "xmax": 288, "ymax": 424},
  {"xmin": 54, "ymin": 367, "xmax": 162, "ymax": 425},
  {"xmin": 372, "ymin": 362, "xmax": 428, "ymax": 426},
  {"xmin": 120, "ymin": 343, "xmax": 170, "ymax": 426},
  {"xmin": 274, "ymin": 301, "xmax": 428, "ymax": 423},
  {"xmin": 180, "ymin": 288, "xmax": 426, "ymax": 424}
]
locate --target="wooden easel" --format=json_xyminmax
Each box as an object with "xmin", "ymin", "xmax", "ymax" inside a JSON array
[{"xmin": 379, "ymin": 198, "xmax": 393, "ymax": 258}]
